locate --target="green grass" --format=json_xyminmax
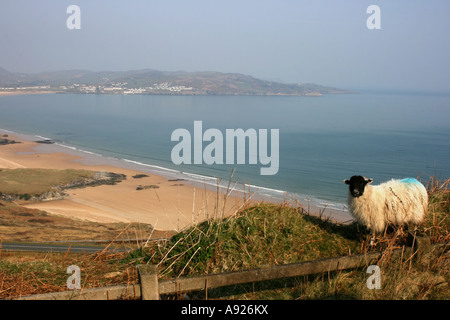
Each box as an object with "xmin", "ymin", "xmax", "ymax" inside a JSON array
[{"xmin": 0, "ymin": 168, "xmax": 95, "ymax": 196}]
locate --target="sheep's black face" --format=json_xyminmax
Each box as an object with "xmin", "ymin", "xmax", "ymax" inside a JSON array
[{"xmin": 344, "ymin": 175, "xmax": 373, "ymax": 197}]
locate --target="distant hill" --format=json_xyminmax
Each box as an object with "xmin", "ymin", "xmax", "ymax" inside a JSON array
[{"xmin": 0, "ymin": 67, "xmax": 356, "ymax": 96}]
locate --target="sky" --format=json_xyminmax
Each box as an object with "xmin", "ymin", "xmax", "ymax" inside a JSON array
[{"xmin": 1, "ymin": 0, "xmax": 449, "ymax": 93}]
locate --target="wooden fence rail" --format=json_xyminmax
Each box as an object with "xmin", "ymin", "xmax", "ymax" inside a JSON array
[
  {"xmin": 157, "ymin": 250, "xmax": 384, "ymax": 296},
  {"xmin": 15, "ymin": 238, "xmax": 448, "ymax": 300}
]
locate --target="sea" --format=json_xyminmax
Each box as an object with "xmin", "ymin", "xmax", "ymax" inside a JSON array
[{"xmin": 1, "ymin": 92, "xmax": 449, "ymax": 218}]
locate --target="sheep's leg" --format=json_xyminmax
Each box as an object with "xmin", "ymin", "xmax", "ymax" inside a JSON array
[{"xmin": 370, "ymin": 231, "xmax": 376, "ymax": 246}]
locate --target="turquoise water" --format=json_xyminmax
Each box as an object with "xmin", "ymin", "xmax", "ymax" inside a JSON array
[{"xmin": 0, "ymin": 92, "xmax": 449, "ymax": 211}]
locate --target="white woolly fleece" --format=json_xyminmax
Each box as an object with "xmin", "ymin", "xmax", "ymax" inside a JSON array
[{"xmin": 347, "ymin": 178, "xmax": 428, "ymax": 233}]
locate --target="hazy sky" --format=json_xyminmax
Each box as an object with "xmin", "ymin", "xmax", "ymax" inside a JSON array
[{"xmin": 1, "ymin": 0, "xmax": 449, "ymax": 92}]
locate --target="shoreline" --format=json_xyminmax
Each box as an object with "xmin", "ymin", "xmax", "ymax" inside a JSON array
[
  {"xmin": 0, "ymin": 131, "xmax": 353, "ymax": 231},
  {"xmin": 0, "ymin": 133, "xmax": 256, "ymax": 232},
  {"xmin": 29, "ymin": 135, "xmax": 351, "ymax": 220}
]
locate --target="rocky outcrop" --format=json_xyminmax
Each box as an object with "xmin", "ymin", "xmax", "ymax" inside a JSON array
[
  {"xmin": 136, "ymin": 185, "xmax": 159, "ymax": 191},
  {"xmin": 61, "ymin": 171, "xmax": 126, "ymax": 189},
  {"xmin": 0, "ymin": 135, "xmax": 20, "ymax": 145},
  {"xmin": 0, "ymin": 189, "xmax": 66, "ymax": 202}
]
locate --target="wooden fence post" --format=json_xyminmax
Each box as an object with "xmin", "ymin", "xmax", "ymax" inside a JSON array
[{"xmin": 137, "ymin": 264, "xmax": 159, "ymax": 300}]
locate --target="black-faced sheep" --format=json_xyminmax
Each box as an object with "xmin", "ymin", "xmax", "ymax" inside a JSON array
[{"xmin": 344, "ymin": 176, "xmax": 428, "ymax": 235}]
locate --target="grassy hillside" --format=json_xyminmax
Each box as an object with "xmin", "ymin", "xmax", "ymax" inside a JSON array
[
  {"xmin": 0, "ymin": 177, "xmax": 448, "ymax": 299},
  {"xmin": 136, "ymin": 204, "xmax": 362, "ymax": 278},
  {"xmin": 0, "ymin": 67, "xmax": 355, "ymax": 96},
  {"xmin": 123, "ymin": 177, "xmax": 449, "ymax": 299},
  {"xmin": 127, "ymin": 178, "xmax": 449, "ymax": 278}
]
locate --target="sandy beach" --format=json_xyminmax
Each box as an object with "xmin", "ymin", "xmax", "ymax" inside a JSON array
[{"xmin": 0, "ymin": 135, "xmax": 252, "ymax": 232}]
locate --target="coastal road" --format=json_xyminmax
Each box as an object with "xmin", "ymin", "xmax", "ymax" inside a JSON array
[{"xmin": 0, "ymin": 242, "xmax": 132, "ymax": 254}]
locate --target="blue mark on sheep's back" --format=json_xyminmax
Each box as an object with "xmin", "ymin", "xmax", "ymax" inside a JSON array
[{"xmin": 400, "ymin": 178, "xmax": 420, "ymax": 185}]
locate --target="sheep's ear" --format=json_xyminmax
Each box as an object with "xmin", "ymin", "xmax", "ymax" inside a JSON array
[
  {"xmin": 366, "ymin": 178, "xmax": 373, "ymax": 184},
  {"xmin": 343, "ymin": 179, "xmax": 350, "ymax": 184}
]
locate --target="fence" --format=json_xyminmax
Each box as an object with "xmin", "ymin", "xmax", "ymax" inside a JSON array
[{"xmin": 15, "ymin": 235, "xmax": 448, "ymax": 300}]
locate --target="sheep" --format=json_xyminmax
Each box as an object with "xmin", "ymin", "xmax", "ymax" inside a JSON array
[{"xmin": 343, "ymin": 175, "xmax": 428, "ymax": 241}]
